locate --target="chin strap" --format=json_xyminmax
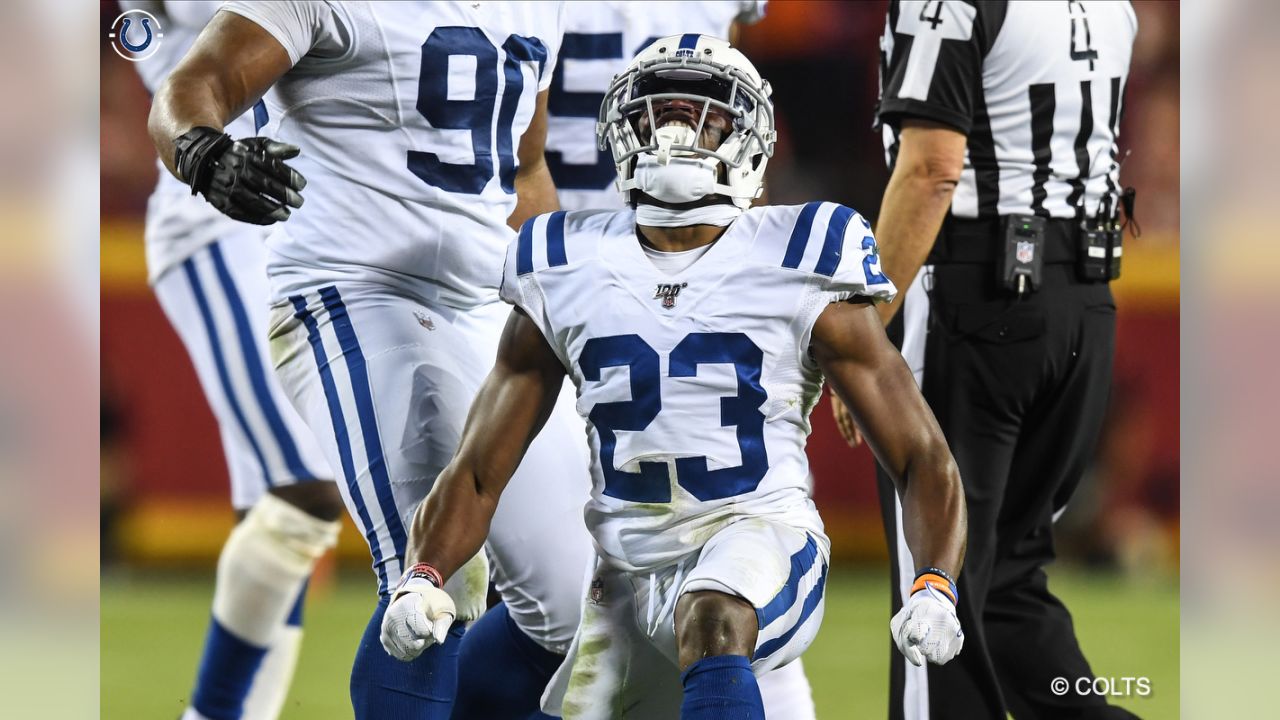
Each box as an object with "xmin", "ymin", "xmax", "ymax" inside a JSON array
[{"xmin": 635, "ymin": 202, "xmax": 743, "ymax": 227}]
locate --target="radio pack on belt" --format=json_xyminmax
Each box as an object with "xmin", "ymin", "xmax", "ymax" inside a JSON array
[
  {"xmin": 938, "ymin": 195, "xmax": 1136, "ymax": 293},
  {"xmin": 1078, "ymin": 223, "xmax": 1122, "ymax": 282},
  {"xmin": 999, "ymin": 215, "xmax": 1045, "ymax": 296},
  {"xmin": 1078, "ymin": 188, "xmax": 1135, "ymax": 282}
]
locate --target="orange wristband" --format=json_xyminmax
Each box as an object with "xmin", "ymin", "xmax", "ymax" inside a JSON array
[{"xmin": 911, "ymin": 573, "xmax": 957, "ymax": 604}]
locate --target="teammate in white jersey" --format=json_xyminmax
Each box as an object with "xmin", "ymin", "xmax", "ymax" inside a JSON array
[
  {"xmin": 124, "ymin": 4, "xmax": 344, "ymax": 719},
  {"xmin": 383, "ymin": 36, "xmax": 969, "ymax": 719},
  {"xmin": 547, "ymin": 1, "xmax": 765, "ymax": 212},
  {"xmin": 148, "ymin": 3, "xmax": 595, "ymax": 717}
]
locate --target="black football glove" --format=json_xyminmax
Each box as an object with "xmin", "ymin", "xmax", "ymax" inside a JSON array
[{"xmin": 173, "ymin": 126, "xmax": 306, "ymax": 225}]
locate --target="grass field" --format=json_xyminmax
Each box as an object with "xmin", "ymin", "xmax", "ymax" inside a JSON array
[{"xmin": 102, "ymin": 567, "xmax": 1178, "ymax": 719}]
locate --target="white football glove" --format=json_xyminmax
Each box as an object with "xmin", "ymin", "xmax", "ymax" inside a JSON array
[
  {"xmin": 380, "ymin": 575, "xmax": 456, "ymax": 662},
  {"xmin": 890, "ymin": 583, "xmax": 964, "ymax": 666}
]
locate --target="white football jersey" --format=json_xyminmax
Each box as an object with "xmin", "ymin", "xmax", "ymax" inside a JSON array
[
  {"xmin": 545, "ymin": 1, "xmax": 766, "ymax": 212},
  {"xmin": 501, "ymin": 203, "xmax": 896, "ymax": 572},
  {"xmin": 221, "ymin": 1, "xmax": 566, "ymax": 309},
  {"xmin": 122, "ymin": 1, "xmax": 262, "ymax": 283}
]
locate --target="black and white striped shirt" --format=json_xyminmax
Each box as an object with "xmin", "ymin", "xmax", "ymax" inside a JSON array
[{"xmin": 877, "ymin": 0, "xmax": 1137, "ymax": 220}]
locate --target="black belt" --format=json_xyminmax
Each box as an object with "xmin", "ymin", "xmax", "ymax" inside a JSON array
[{"xmin": 929, "ymin": 216, "xmax": 1081, "ymax": 265}]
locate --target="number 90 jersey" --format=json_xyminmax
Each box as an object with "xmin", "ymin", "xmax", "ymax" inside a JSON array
[
  {"xmin": 501, "ymin": 204, "xmax": 897, "ymax": 573},
  {"xmin": 220, "ymin": 1, "xmax": 565, "ymax": 309}
]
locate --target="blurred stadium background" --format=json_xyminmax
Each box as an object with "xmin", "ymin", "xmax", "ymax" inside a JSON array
[{"xmin": 100, "ymin": 1, "xmax": 1180, "ymax": 717}]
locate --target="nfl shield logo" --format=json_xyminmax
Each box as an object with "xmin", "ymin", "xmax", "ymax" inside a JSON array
[
  {"xmin": 654, "ymin": 282, "xmax": 688, "ymax": 309},
  {"xmin": 1016, "ymin": 241, "xmax": 1035, "ymax": 264},
  {"xmin": 589, "ymin": 577, "xmax": 604, "ymax": 605}
]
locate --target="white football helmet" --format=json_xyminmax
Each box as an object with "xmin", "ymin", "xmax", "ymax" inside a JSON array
[{"xmin": 597, "ymin": 34, "xmax": 776, "ymax": 209}]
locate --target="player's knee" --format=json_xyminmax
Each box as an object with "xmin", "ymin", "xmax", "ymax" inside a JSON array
[
  {"xmin": 270, "ymin": 482, "xmax": 346, "ymax": 522},
  {"xmin": 675, "ymin": 590, "xmax": 758, "ymax": 670},
  {"xmin": 236, "ymin": 493, "xmax": 342, "ymax": 566}
]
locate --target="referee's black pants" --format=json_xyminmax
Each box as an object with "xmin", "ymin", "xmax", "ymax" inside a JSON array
[{"xmin": 878, "ymin": 262, "xmax": 1139, "ymax": 720}]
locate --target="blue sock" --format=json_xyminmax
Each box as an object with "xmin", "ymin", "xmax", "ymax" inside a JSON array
[
  {"xmin": 191, "ymin": 619, "xmax": 269, "ymax": 720},
  {"xmin": 680, "ymin": 655, "xmax": 764, "ymax": 720},
  {"xmin": 349, "ymin": 594, "xmax": 464, "ymax": 720},
  {"xmin": 190, "ymin": 581, "xmax": 310, "ymax": 720},
  {"xmin": 451, "ymin": 602, "xmax": 563, "ymax": 720}
]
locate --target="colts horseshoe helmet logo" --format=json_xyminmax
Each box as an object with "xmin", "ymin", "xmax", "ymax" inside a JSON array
[
  {"xmin": 108, "ymin": 9, "xmax": 164, "ymax": 63},
  {"xmin": 654, "ymin": 282, "xmax": 688, "ymax": 309}
]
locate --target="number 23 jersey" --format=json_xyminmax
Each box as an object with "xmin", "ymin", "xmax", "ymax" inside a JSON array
[{"xmin": 501, "ymin": 204, "xmax": 897, "ymax": 573}]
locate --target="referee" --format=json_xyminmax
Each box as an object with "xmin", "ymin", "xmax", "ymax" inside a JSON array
[{"xmin": 856, "ymin": 2, "xmax": 1141, "ymax": 718}]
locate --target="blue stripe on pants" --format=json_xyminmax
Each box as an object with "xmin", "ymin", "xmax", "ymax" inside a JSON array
[
  {"xmin": 755, "ymin": 535, "xmax": 819, "ymax": 628},
  {"xmin": 208, "ymin": 243, "xmax": 319, "ymax": 482},
  {"xmin": 318, "ymin": 286, "xmax": 409, "ymax": 590},
  {"xmin": 755, "ymin": 563, "xmax": 828, "ymax": 661},
  {"xmin": 185, "ymin": 257, "xmax": 272, "ymax": 486},
  {"xmin": 290, "ymin": 294, "xmax": 388, "ymax": 592}
]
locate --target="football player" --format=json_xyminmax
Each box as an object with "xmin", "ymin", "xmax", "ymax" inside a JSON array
[
  {"xmin": 123, "ymin": 3, "xmax": 344, "ymax": 719},
  {"xmin": 545, "ymin": 3, "xmax": 816, "ymax": 715},
  {"xmin": 382, "ymin": 35, "xmax": 968, "ymax": 718},
  {"xmin": 148, "ymin": 3, "xmax": 594, "ymax": 718}
]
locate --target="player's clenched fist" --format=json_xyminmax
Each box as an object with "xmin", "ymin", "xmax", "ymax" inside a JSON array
[
  {"xmin": 380, "ymin": 563, "xmax": 456, "ymax": 662},
  {"xmin": 173, "ymin": 126, "xmax": 306, "ymax": 225},
  {"xmin": 890, "ymin": 569, "xmax": 964, "ymax": 667}
]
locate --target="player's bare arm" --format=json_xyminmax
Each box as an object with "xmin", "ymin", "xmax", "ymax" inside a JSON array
[
  {"xmin": 149, "ymin": 12, "xmax": 291, "ymax": 176},
  {"xmin": 811, "ymin": 299, "xmax": 966, "ymax": 577},
  {"xmin": 872, "ymin": 120, "xmax": 966, "ymax": 326},
  {"xmin": 813, "ymin": 299, "xmax": 966, "ymax": 666},
  {"xmin": 147, "ymin": 11, "xmax": 304, "ymax": 224},
  {"xmin": 507, "ymin": 90, "xmax": 560, "ymax": 231}
]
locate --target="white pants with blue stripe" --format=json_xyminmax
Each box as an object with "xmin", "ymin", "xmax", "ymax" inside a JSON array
[
  {"xmin": 153, "ymin": 234, "xmax": 332, "ymax": 510},
  {"xmin": 547, "ymin": 517, "xmax": 829, "ymax": 719},
  {"xmin": 268, "ymin": 282, "xmax": 594, "ymax": 651}
]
